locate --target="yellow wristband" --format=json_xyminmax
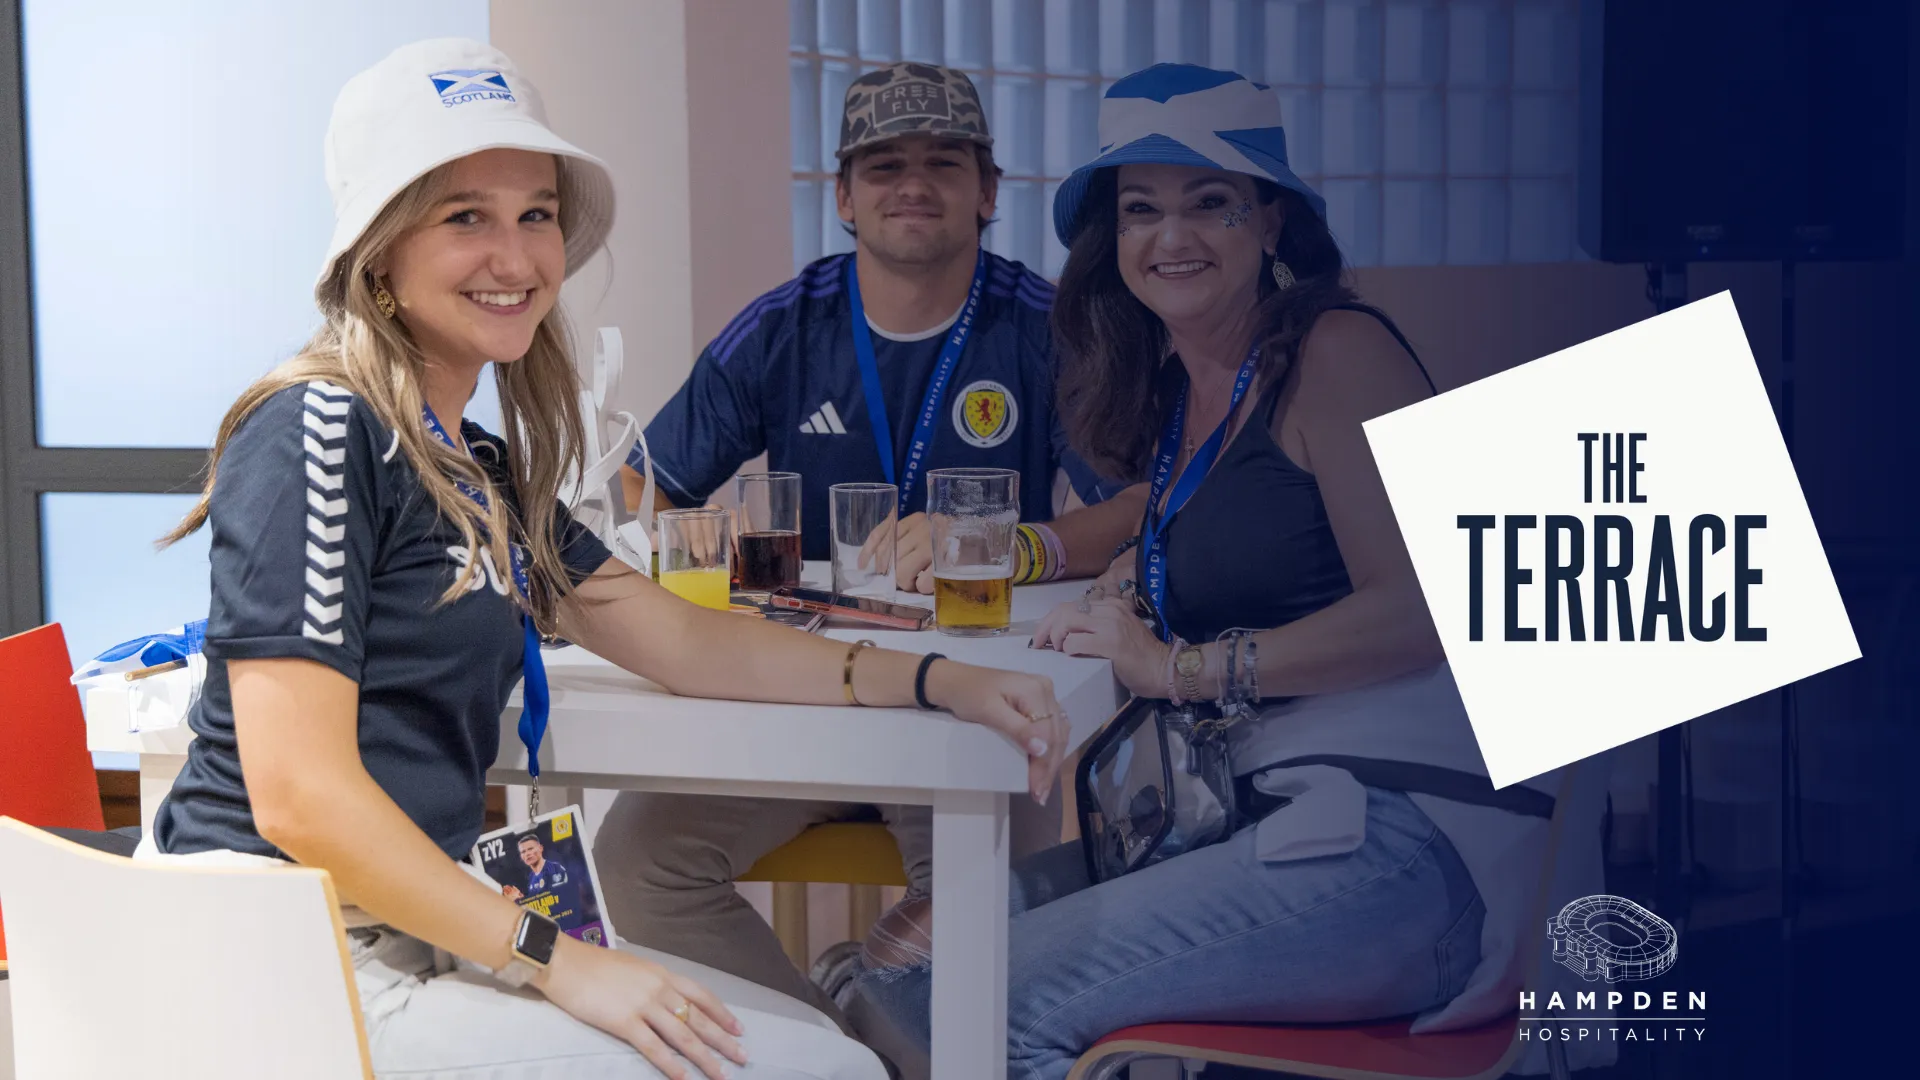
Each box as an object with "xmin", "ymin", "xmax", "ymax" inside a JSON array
[{"xmin": 1013, "ymin": 524, "xmax": 1041, "ymax": 586}]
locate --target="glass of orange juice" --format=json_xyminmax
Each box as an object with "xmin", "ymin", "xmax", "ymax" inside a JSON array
[{"xmin": 656, "ymin": 508, "xmax": 732, "ymax": 610}]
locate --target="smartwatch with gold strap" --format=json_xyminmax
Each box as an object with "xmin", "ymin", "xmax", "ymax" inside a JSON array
[{"xmin": 493, "ymin": 909, "xmax": 562, "ymax": 988}]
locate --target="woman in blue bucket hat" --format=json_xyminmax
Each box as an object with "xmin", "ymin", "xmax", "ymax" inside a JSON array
[{"xmin": 858, "ymin": 65, "xmax": 1556, "ymax": 1079}]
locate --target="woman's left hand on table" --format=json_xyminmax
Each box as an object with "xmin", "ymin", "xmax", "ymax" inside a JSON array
[
  {"xmin": 924, "ymin": 660, "xmax": 1069, "ymax": 804},
  {"xmin": 1032, "ymin": 596, "xmax": 1171, "ymax": 698}
]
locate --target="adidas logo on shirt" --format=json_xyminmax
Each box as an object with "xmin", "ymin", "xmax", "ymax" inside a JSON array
[{"xmin": 799, "ymin": 402, "xmax": 848, "ymax": 435}]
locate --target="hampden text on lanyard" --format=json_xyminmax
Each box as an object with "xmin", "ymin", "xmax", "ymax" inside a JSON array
[
  {"xmin": 845, "ymin": 250, "xmax": 988, "ymax": 518},
  {"xmin": 1140, "ymin": 349, "xmax": 1259, "ymax": 643}
]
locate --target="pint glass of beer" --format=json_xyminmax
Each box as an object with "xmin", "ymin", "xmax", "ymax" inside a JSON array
[
  {"xmin": 735, "ymin": 472, "xmax": 802, "ymax": 590},
  {"xmin": 927, "ymin": 468, "xmax": 1018, "ymax": 636}
]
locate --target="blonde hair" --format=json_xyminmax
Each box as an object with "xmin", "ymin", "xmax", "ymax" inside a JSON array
[{"xmin": 164, "ymin": 160, "xmax": 589, "ymax": 631}]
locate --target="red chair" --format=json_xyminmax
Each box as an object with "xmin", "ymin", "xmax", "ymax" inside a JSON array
[
  {"xmin": 1065, "ymin": 1013, "xmax": 1530, "ymax": 1080},
  {"xmin": 0, "ymin": 623, "xmax": 107, "ymax": 968},
  {"xmin": 1066, "ymin": 767, "xmax": 1594, "ymax": 1080}
]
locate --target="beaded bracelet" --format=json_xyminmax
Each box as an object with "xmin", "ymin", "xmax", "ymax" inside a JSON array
[
  {"xmin": 1241, "ymin": 635, "xmax": 1260, "ymax": 704},
  {"xmin": 1224, "ymin": 633, "xmax": 1238, "ymax": 707},
  {"xmin": 1215, "ymin": 629, "xmax": 1262, "ymax": 717}
]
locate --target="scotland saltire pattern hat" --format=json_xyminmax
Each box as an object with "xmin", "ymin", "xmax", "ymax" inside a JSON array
[{"xmin": 1052, "ymin": 64, "xmax": 1325, "ymax": 247}]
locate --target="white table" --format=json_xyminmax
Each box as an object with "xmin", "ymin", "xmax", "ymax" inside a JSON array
[{"xmin": 85, "ymin": 567, "xmax": 1122, "ymax": 1080}]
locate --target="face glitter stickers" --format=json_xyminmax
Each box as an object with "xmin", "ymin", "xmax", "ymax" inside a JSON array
[{"xmin": 1222, "ymin": 199, "xmax": 1252, "ymax": 228}]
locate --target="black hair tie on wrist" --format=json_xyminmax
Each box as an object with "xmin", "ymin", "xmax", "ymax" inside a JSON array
[{"xmin": 914, "ymin": 653, "xmax": 947, "ymax": 710}]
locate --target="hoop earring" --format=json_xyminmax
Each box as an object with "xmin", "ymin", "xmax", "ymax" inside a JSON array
[
  {"xmin": 373, "ymin": 282, "xmax": 398, "ymax": 319},
  {"xmin": 1271, "ymin": 260, "xmax": 1296, "ymax": 292}
]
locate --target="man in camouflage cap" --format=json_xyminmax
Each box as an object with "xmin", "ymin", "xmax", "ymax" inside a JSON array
[
  {"xmin": 604, "ymin": 60, "xmax": 1141, "ymax": 1071},
  {"xmin": 829, "ymin": 61, "xmax": 1000, "ymax": 271},
  {"xmin": 836, "ymin": 61, "xmax": 993, "ymax": 159}
]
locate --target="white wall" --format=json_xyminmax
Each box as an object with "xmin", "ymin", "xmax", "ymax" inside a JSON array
[
  {"xmin": 685, "ymin": 0, "xmax": 797, "ymax": 347},
  {"xmin": 491, "ymin": 0, "xmax": 696, "ymax": 426},
  {"xmin": 490, "ymin": 0, "xmax": 795, "ymax": 428}
]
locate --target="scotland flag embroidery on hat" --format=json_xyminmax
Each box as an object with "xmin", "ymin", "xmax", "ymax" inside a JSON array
[
  {"xmin": 316, "ymin": 39, "xmax": 615, "ymax": 304},
  {"xmin": 427, "ymin": 69, "xmax": 515, "ymax": 107},
  {"xmin": 1052, "ymin": 64, "xmax": 1325, "ymax": 247}
]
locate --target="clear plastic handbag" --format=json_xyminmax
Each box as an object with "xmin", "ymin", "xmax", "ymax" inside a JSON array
[{"xmin": 1074, "ymin": 696, "xmax": 1241, "ymax": 884}]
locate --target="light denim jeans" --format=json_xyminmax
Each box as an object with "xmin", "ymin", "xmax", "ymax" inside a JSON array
[{"xmin": 854, "ymin": 787, "xmax": 1485, "ymax": 1080}]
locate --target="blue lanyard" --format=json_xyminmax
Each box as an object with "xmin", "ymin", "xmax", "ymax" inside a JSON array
[
  {"xmin": 422, "ymin": 406, "xmax": 549, "ymax": 783},
  {"xmin": 846, "ymin": 250, "xmax": 988, "ymax": 517},
  {"xmin": 1141, "ymin": 349, "xmax": 1260, "ymax": 643}
]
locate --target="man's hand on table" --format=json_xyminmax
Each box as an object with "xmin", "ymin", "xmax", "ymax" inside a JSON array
[{"xmin": 892, "ymin": 511, "xmax": 935, "ymax": 593}]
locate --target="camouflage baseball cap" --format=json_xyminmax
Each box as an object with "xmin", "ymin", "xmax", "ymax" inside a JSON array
[{"xmin": 836, "ymin": 61, "xmax": 993, "ymax": 160}]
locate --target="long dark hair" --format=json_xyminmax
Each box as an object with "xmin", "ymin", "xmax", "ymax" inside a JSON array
[{"xmin": 1052, "ymin": 170, "xmax": 1358, "ymax": 482}]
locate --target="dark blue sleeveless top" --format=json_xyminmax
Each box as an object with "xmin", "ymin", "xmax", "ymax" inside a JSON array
[{"xmin": 1141, "ymin": 305, "xmax": 1432, "ymax": 646}]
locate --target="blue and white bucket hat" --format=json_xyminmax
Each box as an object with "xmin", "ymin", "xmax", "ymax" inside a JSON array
[{"xmin": 1052, "ymin": 64, "xmax": 1325, "ymax": 248}]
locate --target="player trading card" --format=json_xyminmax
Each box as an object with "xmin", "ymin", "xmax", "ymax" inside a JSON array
[{"xmin": 468, "ymin": 805, "xmax": 614, "ymax": 948}]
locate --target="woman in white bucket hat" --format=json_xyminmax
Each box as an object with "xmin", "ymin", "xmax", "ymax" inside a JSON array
[{"xmin": 151, "ymin": 38, "xmax": 1065, "ymax": 1079}]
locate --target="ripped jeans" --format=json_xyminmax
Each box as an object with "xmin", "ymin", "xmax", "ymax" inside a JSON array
[{"xmin": 853, "ymin": 788, "xmax": 1485, "ymax": 1080}]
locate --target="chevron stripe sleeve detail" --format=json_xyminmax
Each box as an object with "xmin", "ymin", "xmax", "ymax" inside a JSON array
[{"xmin": 301, "ymin": 381, "xmax": 354, "ymax": 644}]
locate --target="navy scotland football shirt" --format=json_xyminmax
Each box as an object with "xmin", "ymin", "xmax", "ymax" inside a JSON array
[{"xmin": 632, "ymin": 252, "xmax": 1123, "ymax": 560}]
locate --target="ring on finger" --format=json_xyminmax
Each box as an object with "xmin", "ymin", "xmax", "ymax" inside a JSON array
[{"xmin": 671, "ymin": 1003, "xmax": 690, "ymax": 1023}]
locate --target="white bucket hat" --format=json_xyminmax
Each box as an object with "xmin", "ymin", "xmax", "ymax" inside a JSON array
[{"xmin": 316, "ymin": 38, "xmax": 615, "ymax": 302}]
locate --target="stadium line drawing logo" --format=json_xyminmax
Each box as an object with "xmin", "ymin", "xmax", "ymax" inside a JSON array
[{"xmin": 1548, "ymin": 895, "xmax": 1678, "ymax": 982}]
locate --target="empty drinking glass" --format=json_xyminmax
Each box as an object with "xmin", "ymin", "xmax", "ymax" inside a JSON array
[{"xmin": 830, "ymin": 482, "xmax": 898, "ymax": 598}]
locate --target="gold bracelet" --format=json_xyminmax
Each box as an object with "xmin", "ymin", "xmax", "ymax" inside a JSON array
[{"xmin": 842, "ymin": 639, "xmax": 878, "ymax": 706}]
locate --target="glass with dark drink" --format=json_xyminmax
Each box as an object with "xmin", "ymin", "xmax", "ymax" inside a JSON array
[
  {"xmin": 738, "ymin": 529, "xmax": 802, "ymax": 590},
  {"xmin": 734, "ymin": 471, "xmax": 802, "ymax": 591}
]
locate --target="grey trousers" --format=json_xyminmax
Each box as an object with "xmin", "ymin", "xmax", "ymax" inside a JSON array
[{"xmin": 591, "ymin": 793, "xmax": 934, "ymax": 1032}]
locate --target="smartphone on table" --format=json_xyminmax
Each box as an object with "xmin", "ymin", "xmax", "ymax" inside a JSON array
[{"xmin": 768, "ymin": 586, "xmax": 934, "ymax": 632}]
